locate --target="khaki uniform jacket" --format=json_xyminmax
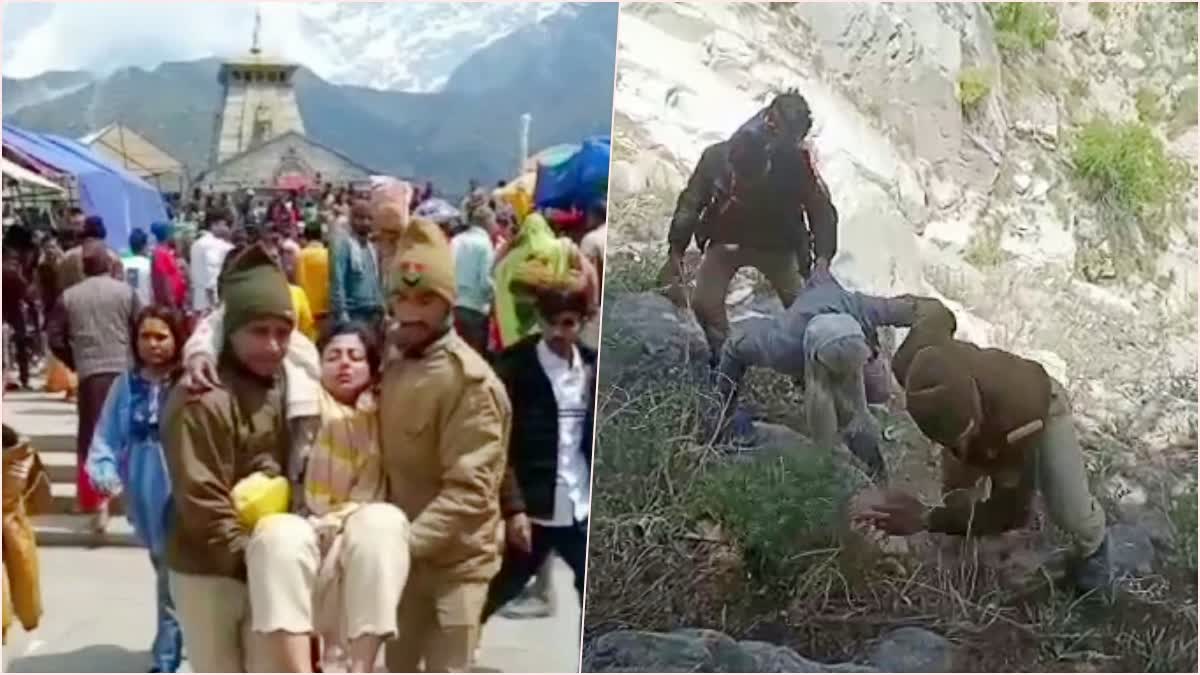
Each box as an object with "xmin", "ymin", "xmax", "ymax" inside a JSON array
[
  {"xmin": 380, "ymin": 331, "xmax": 511, "ymax": 584},
  {"xmin": 163, "ymin": 361, "xmax": 290, "ymax": 580}
]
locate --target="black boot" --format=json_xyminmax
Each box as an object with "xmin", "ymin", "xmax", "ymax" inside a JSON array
[{"xmin": 1071, "ymin": 533, "xmax": 1112, "ymax": 595}]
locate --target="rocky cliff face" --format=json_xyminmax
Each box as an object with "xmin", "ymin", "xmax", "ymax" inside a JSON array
[{"xmin": 608, "ymin": 1, "xmax": 1196, "ymax": 492}]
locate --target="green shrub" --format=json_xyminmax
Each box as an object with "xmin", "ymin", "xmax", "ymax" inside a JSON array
[
  {"xmin": 1135, "ymin": 87, "xmax": 1164, "ymax": 124},
  {"xmin": 957, "ymin": 67, "xmax": 994, "ymax": 110},
  {"xmin": 989, "ymin": 3, "xmax": 1060, "ymax": 52},
  {"xmin": 1089, "ymin": 2, "xmax": 1111, "ymax": 20},
  {"xmin": 687, "ymin": 449, "xmax": 861, "ymax": 584},
  {"xmin": 1071, "ymin": 119, "xmax": 1188, "ymax": 219}
]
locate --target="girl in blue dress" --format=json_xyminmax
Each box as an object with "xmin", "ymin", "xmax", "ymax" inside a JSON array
[{"xmin": 86, "ymin": 306, "xmax": 187, "ymax": 672}]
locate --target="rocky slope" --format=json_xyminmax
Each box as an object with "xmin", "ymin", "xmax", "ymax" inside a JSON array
[
  {"xmin": 600, "ymin": 2, "xmax": 1196, "ymax": 669},
  {"xmin": 609, "ymin": 0, "xmax": 1196, "ymax": 498}
]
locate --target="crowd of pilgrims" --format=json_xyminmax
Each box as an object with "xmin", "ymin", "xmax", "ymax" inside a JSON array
[{"xmin": 0, "ymin": 176, "xmax": 606, "ymax": 672}]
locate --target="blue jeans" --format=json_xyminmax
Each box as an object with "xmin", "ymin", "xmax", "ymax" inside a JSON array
[{"xmin": 150, "ymin": 555, "xmax": 183, "ymax": 672}]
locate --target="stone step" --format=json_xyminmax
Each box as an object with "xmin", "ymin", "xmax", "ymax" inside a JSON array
[
  {"xmin": 41, "ymin": 449, "xmax": 77, "ymax": 484},
  {"xmin": 49, "ymin": 482, "xmax": 125, "ymax": 516},
  {"xmin": 31, "ymin": 514, "xmax": 140, "ymax": 548}
]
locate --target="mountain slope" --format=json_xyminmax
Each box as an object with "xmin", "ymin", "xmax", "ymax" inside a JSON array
[
  {"xmin": 3, "ymin": 2, "xmax": 572, "ymax": 94},
  {"xmin": 291, "ymin": 2, "xmax": 565, "ymax": 92},
  {"xmin": 2, "ymin": 4, "xmax": 617, "ymax": 190}
]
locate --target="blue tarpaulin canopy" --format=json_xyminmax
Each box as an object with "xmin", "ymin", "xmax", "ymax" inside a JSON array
[
  {"xmin": 533, "ymin": 135, "xmax": 610, "ymax": 211},
  {"xmin": 2, "ymin": 122, "xmax": 167, "ymax": 250}
]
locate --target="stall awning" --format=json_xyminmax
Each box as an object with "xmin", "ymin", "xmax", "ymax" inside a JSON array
[{"xmin": 1, "ymin": 156, "xmax": 66, "ymax": 193}]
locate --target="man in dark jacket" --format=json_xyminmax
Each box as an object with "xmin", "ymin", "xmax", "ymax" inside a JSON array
[
  {"xmin": 482, "ymin": 283, "xmax": 596, "ymax": 623},
  {"xmin": 658, "ymin": 90, "xmax": 839, "ymax": 365},
  {"xmin": 713, "ymin": 265, "xmax": 948, "ymax": 480},
  {"xmin": 3, "ymin": 243, "xmax": 33, "ymax": 390},
  {"xmin": 854, "ymin": 301, "xmax": 1111, "ymax": 594},
  {"xmin": 57, "ymin": 216, "xmax": 123, "ymax": 293}
]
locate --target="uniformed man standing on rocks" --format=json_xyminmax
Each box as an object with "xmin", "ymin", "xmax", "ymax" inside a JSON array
[{"xmin": 657, "ymin": 89, "xmax": 839, "ymax": 366}]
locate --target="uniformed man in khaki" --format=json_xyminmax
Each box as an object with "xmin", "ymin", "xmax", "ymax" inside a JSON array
[{"xmin": 379, "ymin": 217, "xmax": 512, "ymax": 672}]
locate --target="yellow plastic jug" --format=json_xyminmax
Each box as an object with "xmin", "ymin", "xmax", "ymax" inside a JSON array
[{"xmin": 231, "ymin": 472, "xmax": 291, "ymax": 530}]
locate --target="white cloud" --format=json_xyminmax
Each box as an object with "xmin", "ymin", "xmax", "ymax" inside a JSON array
[{"xmin": 1, "ymin": 2, "xmax": 326, "ymax": 78}]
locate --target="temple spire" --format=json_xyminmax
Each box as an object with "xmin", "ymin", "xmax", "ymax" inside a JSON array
[{"xmin": 250, "ymin": 6, "xmax": 262, "ymax": 55}]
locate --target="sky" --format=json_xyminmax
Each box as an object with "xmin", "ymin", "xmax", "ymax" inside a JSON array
[{"xmin": 2, "ymin": 2, "xmax": 336, "ymax": 78}]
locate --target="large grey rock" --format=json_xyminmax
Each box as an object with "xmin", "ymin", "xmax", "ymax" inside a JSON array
[
  {"xmin": 868, "ymin": 627, "xmax": 959, "ymax": 672},
  {"xmin": 584, "ymin": 631, "xmax": 715, "ymax": 672},
  {"xmin": 583, "ymin": 628, "xmax": 877, "ymax": 673},
  {"xmin": 601, "ymin": 292, "xmax": 710, "ymax": 374},
  {"xmin": 1109, "ymin": 522, "xmax": 1157, "ymax": 577}
]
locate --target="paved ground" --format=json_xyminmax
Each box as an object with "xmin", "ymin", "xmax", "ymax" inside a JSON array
[{"xmin": 2, "ymin": 547, "xmax": 581, "ymax": 673}]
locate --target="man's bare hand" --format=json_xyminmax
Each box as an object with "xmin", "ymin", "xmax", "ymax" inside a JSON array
[
  {"xmin": 851, "ymin": 488, "xmax": 929, "ymax": 536},
  {"xmin": 657, "ymin": 251, "xmax": 688, "ymax": 308},
  {"xmin": 810, "ymin": 256, "xmax": 832, "ymax": 282},
  {"xmin": 183, "ymin": 354, "xmax": 221, "ymax": 395},
  {"xmin": 506, "ymin": 512, "xmax": 533, "ymax": 554}
]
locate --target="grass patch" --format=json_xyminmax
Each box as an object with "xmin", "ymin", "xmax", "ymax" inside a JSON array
[
  {"xmin": 957, "ymin": 66, "xmax": 994, "ymax": 111},
  {"xmin": 585, "ymin": 367, "xmax": 1199, "ymax": 671},
  {"xmin": 1089, "ymin": 3, "xmax": 1111, "ymax": 20},
  {"xmin": 964, "ymin": 218, "xmax": 1013, "ymax": 268},
  {"xmin": 688, "ymin": 450, "xmax": 861, "ymax": 584},
  {"xmin": 1135, "ymin": 87, "xmax": 1164, "ymax": 124},
  {"xmin": 989, "ymin": 3, "xmax": 1060, "ymax": 53},
  {"xmin": 606, "ymin": 250, "xmax": 666, "ymax": 294},
  {"xmin": 1070, "ymin": 119, "xmax": 1189, "ymax": 252},
  {"xmin": 1167, "ymin": 481, "xmax": 1198, "ymax": 574}
]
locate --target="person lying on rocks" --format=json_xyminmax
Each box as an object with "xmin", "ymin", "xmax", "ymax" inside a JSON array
[
  {"xmin": 712, "ymin": 263, "xmax": 950, "ymax": 480},
  {"xmin": 853, "ymin": 300, "xmax": 1111, "ymax": 594}
]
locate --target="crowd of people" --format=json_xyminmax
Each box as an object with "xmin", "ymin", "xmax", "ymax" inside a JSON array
[{"xmin": 1, "ymin": 175, "xmax": 607, "ymax": 672}]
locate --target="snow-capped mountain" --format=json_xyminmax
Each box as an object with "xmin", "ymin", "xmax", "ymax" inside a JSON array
[
  {"xmin": 286, "ymin": 2, "xmax": 567, "ymax": 92},
  {"xmin": 1, "ymin": 2, "xmax": 575, "ymax": 94},
  {"xmin": 2, "ymin": 3, "xmax": 617, "ymax": 189}
]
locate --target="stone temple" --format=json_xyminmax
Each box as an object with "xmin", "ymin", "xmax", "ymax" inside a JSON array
[{"xmin": 199, "ymin": 9, "xmax": 371, "ymax": 191}]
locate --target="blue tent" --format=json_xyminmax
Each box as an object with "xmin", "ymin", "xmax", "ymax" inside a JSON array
[
  {"xmin": 533, "ymin": 135, "xmax": 610, "ymax": 211},
  {"xmin": 2, "ymin": 122, "xmax": 167, "ymax": 251}
]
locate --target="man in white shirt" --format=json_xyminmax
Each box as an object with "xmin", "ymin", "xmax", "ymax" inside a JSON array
[
  {"xmin": 121, "ymin": 229, "xmax": 153, "ymax": 306},
  {"xmin": 188, "ymin": 213, "xmax": 234, "ymax": 316},
  {"xmin": 482, "ymin": 283, "xmax": 596, "ymax": 624}
]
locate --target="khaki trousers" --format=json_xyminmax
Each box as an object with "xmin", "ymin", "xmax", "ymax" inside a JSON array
[
  {"xmin": 1029, "ymin": 379, "xmax": 1107, "ymax": 554},
  {"xmin": 168, "ymin": 571, "xmax": 276, "ymax": 673},
  {"xmin": 692, "ymin": 245, "xmax": 802, "ymax": 361},
  {"xmin": 804, "ymin": 335, "xmax": 885, "ymax": 477},
  {"xmin": 384, "ymin": 566, "xmax": 489, "ymax": 673},
  {"xmin": 245, "ymin": 503, "xmax": 411, "ymax": 640}
]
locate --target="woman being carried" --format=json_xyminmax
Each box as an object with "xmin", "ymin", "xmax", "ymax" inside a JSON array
[{"xmin": 183, "ymin": 316, "xmax": 410, "ymax": 673}]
